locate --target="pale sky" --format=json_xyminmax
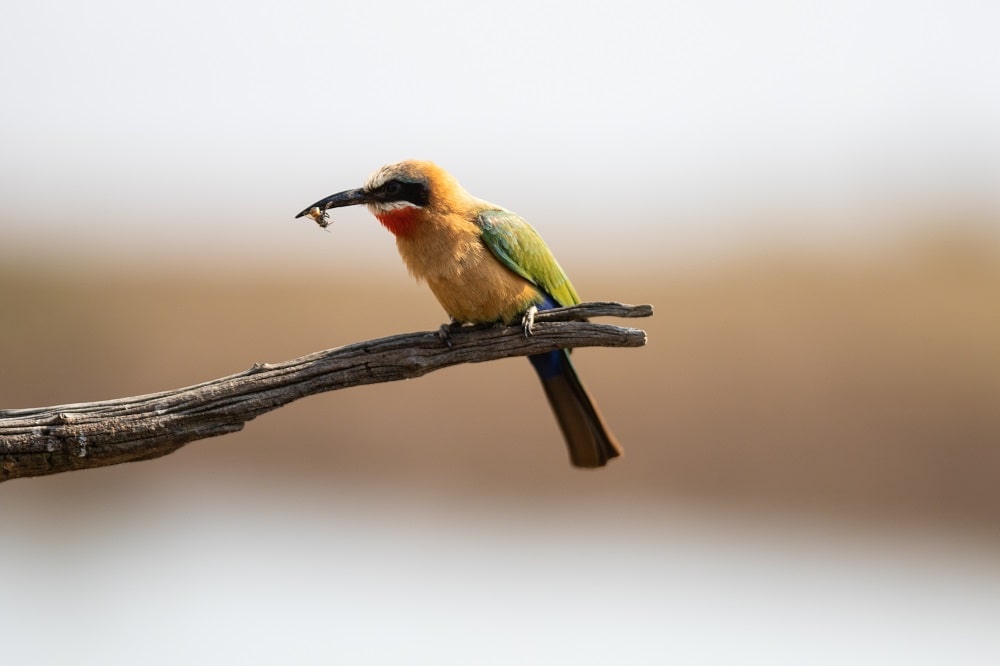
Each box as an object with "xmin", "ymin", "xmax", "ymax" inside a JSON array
[{"xmin": 2, "ymin": 0, "xmax": 998, "ymax": 266}]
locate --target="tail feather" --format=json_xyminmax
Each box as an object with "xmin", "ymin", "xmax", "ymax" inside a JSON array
[{"xmin": 531, "ymin": 350, "xmax": 623, "ymax": 468}]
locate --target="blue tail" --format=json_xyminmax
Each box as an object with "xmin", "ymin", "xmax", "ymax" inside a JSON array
[{"xmin": 528, "ymin": 296, "xmax": 622, "ymax": 468}]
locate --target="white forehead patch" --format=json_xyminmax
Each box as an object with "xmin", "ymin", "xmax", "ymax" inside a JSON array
[{"xmin": 364, "ymin": 163, "xmax": 402, "ymax": 190}]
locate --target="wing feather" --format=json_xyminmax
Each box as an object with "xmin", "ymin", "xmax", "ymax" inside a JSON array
[{"xmin": 476, "ymin": 209, "xmax": 580, "ymax": 307}]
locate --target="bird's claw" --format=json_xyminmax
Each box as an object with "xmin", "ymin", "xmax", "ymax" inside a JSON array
[
  {"xmin": 521, "ymin": 305, "xmax": 538, "ymax": 338},
  {"xmin": 438, "ymin": 324, "xmax": 453, "ymax": 349},
  {"xmin": 438, "ymin": 319, "xmax": 462, "ymax": 349}
]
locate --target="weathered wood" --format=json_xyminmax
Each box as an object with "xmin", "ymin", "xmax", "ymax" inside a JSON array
[{"xmin": 0, "ymin": 302, "xmax": 651, "ymax": 481}]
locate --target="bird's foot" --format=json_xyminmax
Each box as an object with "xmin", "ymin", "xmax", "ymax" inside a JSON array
[
  {"xmin": 521, "ymin": 305, "xmax": 538, "ymax": 338},
  {"xmin": 437, "ymin": 319, "xmax": 463, "ymax": 349}
]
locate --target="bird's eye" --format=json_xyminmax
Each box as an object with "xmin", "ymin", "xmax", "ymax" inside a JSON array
[{"xmin": 385, "ymin": 181, "xmax": 402, "ymax": 196}]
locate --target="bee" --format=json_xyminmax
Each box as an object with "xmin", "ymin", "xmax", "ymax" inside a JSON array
[{"xmin": 306, "ymin": 206, "xmax": 331, "ymax": 229}]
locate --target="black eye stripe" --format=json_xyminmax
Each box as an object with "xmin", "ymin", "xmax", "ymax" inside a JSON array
[{"xmin": 377, "ymin": 179, "xmax": 429, "ymax": 207}]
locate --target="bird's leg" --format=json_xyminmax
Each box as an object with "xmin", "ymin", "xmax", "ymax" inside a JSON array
[
  {"xmin": 521, "ymin": 305, "xmax": 538, "ymax": 338},
  {"xmin": 438, "ymin": 318, "xmax": 463, "ymax": 349}
]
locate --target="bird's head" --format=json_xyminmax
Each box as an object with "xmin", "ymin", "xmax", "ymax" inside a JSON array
[{"xmin": 295, "ymin": 160, "xmax": 468, "ymax": 236}]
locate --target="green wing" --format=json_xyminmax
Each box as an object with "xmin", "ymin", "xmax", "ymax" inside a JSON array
[{"xmin": 476, "ymin": 208, "xmax": 580, "ymax": 307}]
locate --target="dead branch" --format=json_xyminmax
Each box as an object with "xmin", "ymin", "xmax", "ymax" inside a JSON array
[{"xmin": 0, "ymin": 302, "xmax": 651, "ymax": 482}]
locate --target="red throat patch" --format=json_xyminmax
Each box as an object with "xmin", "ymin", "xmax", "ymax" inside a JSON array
[{"xmin": 375, "ymin": 207, "xmax": 421, "ymax": 237}]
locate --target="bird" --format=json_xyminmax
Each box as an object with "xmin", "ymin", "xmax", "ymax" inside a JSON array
[{"xmin": 295, "ymin": 160, "xmax": 622, "ymax": 467}]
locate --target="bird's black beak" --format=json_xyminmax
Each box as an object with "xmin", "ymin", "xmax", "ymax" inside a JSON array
[{"xmin": 294, "ymin": 188, "xmax": 371, "ymax": 218}]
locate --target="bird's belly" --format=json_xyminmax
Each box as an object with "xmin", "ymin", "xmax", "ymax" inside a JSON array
[
  {"xmin": 397, "ymin": 234, "xmax": 541, "ymax": 324},
  {"xmin": 427, "ymin": 267, "xmax": 541, "ymax": 324}
]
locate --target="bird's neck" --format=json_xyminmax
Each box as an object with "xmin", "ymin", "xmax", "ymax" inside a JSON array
[{"xmin": 374, "ymin": 207, "xmax": 421, "ymax": 237}]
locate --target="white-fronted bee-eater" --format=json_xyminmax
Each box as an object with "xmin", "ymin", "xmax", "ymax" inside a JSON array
[{"xmin": 297, "ymin": 160, "xmax": 622, "ymax": 467}]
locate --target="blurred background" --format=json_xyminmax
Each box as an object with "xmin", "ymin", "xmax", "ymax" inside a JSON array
[{"xmin": 2, "ymin": 1, "xmax": 999, "ymax": 663}]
